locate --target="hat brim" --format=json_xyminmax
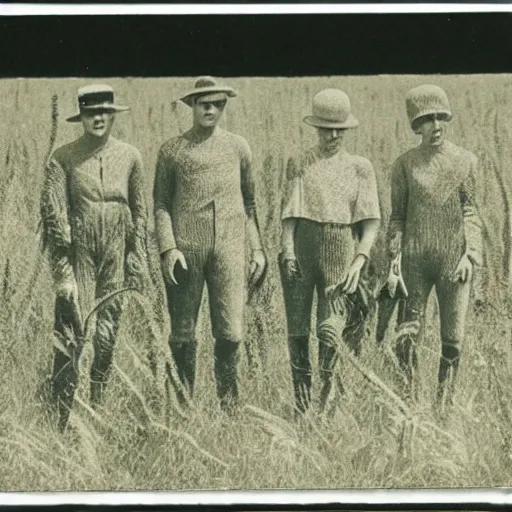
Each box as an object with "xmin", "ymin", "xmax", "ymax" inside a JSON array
[
  {"xmin": 66, "ymin": 104, "xmax": 130, "ymax": 123},
  {"xmin": 180, "ymin": 86, "xmax": 237, "ymax": 107},
  {"xmin": 303, "ymin": 113, "xmax": 359, "ymax": 129},
  {"xmin": 411, "ymin": 109, "xmax": 452, "ymax": 129}
]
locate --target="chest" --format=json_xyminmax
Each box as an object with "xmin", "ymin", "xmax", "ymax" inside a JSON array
[
  {"xmin": 173, "ymin": 138, "xmax": 241, "ymax": 180},
  {"xmin": 303, "ymin": 157, "xmax": 359, "ymax": 202}
]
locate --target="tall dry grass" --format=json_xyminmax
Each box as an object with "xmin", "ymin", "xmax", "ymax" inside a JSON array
[{"xmin": 0, "ymin": 76, "xmax": 511, "ymax": 491}]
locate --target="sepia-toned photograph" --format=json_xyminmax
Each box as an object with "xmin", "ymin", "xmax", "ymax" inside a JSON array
[{"xmin": 1, "ymin": 71, "xmax": 511, "ymax": 493}]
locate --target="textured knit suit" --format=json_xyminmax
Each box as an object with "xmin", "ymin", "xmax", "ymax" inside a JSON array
[
  {"xmin": 281, "ymin": 147, "xmax": 381, "ymax": 413},
  {"xmin": 153, "ymin": 127, "xmax": 257, "ymax": 408},
  {"xmin": 388, "ymin": 140, "xmax": 483, "ymax": 399},
  {"xmin": 40, "ymin": 136, "xmax": 148, "ymax": 429}
]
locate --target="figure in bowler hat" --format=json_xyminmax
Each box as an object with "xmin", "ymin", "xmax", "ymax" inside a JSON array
[
  {"xmin": 153, "ymin": 76, "xmax": 267, "ymax": 412},
  {"xmin": 40, "ymin": 84, "xmax": 148, "ymax": 430},
  {"xmin": 280, "ymin": 89, "xmax": 381, "ymax": 415}
]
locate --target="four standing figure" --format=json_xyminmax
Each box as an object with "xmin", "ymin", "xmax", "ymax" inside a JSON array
[
  {"xmin": 40, "ymin": 85, "xmax": 148, "ymax": 430},
  {"xmin": 279, "ymin": 89, "xmax": 381, "ymax": 415},
  {"xmin": 386, "ymin": 85, "xmax": 483, "ymax": 408},
  {"xmin": 39, "ymin": 80, "xmax": 483, "ymax": 430},
  {"xmin": 153, "ymin": 77, "xmax": 267, "ymax": 412}
]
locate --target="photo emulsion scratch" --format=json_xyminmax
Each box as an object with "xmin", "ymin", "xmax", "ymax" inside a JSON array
[{"xmin": 1, "ymin": 75, "xmax": 511, "ymax": 491}]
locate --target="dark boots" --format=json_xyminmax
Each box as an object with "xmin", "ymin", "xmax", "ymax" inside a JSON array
[
  {"xmin": 50, "ymin": 296, "xmax": 86, "ymax": 432},
  {"xmin": 214, "ymin": 338, "xmax": 240, "ymax": 412},
  {"xmin": 436, "ymin": 340, "xmax": 460, "ymax": 411},
  {"xmin": 168, "ymin": 339, "xmax": 198, "ymax": 407},
  {"xmin": 288, "ymin": 335, "xmax": 312, "ymax": 415},
  {"xmin": 318, "ymin": 339, "xmax": 340, "ymax": 413}
]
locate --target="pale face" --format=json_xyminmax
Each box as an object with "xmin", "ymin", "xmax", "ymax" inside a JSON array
[
  {"xmin": 81, "ymin": 109, "xmax": 115, "ymax": 138},
  {"xmin": 192, "ymin": 93, "xmax": 227, "ymax": 128},
  {"xmin": 316, "ymin": 127, "xmax": 345, "ymax": 155},
  {"xmin": 415, "ymin": 113, "xmax": 450, "ymax": 147}
]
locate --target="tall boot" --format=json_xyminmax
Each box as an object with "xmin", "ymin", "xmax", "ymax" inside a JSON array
[
  {"xmin": 50, "ymin": 296, "xmax": 85, "ymax": 432},
  {"xmin": 436, "ymin": 340, "xmax": 460, "ymax": 412},
  {"xmin": 214, "ymin": 338, "xmax": 240, "ymax": 413},
  {"xmin": 288, "ymin": 335, "xmax": 312, "ymax": 415},
  {"xmin": 90, "ymin": 300, "xmax": 121, "ymax": 408},
  {"xmin": 393, "ymin": 323, "xmax": 419, "ymax": 401},
  {"xmin": 318, "ymin": 339, "xmax": 340, "ymax": 414},
  {"xmin": 168, "ymin": 339, "xmax": 197, "ymax": 407}
]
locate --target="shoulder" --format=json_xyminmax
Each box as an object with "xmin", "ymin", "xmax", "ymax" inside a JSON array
[
  {"xmin": 348, "ymin": 154, "xmax": 375, "ymax": 178},
  {"xmin": 222, "ymin": 129, "xmax": 251, "ymax": 155},
  {"xmin": 286, "ymin": 147, "xmax": 317, "ymax": 179},
  {"xmin": 51, "ymin": 139, "xmax": 81, "ymax": 166},
  {"xmin": 446, "ymin": 141, "xmax": 478, "ymax": 166},
  {"xmin": 158, "ymin": 135, "xmax": 182, "ymax": 159},
  {"xmin": 113, "ymin": 139, "xmax": 143, "ymax": 163}
]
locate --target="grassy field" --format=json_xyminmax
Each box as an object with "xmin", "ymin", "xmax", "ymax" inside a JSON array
[{"xmin": 1, "ymin": 76, "xmax": 512, "ymax": 491}]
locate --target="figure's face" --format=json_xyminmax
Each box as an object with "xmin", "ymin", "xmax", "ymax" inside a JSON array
[
  {"xmin": 81, "ymin": 109, "xmax": 115, "ymax": 138},
  {"xmin": 192, "ymin": 93, "xmax": 227, "ymax": 128},
  {"xmin": 415, "ymin": 113, "xmax": 449, "ymax": 147},
  {"xmin": 317, "ymin": 127, "xmax": 345, "ymax": 154}
]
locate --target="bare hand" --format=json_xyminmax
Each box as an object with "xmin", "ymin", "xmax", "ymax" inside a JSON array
[
  {"xmin": 56, "ymin": 276, "xmax": 78, "ymax": 302},
  {"xmin": 452, "ymin": 253, "xmax": 473, "ymax": 283},
  {"xmin": 249, "ymin": 249, "xmax": 267, "ymax": 289},
  {"xmin": 341, "ymin": 254, "xmax": 367, "ymax": 295},
  {"xmin": 161, "ymin": 248, "xmax": 188, "ymax": 285}
]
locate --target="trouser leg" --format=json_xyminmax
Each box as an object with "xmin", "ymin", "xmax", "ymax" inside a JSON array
[
  {"xmin": 316, "ymin": 223, "xmax": 357, "ymax": 412},
  {"xmin": 207, "ymin": 239, "xmax": 246, "ymax": 411},
  {"xmin": 90, "ymin": 296, "xmax": 123, "ymax": 406},
  {"xmin": 165, "ymin": 249, "xmax": 206, "ymax": 407},
  {"xmin": 50, "ymin": 296, "xmax": 86, "ymax": 431},
  {"xmin": 279, "ymin": 247, "xmax": 316, "ymax": 415},
  {"xmin": 397, "ymin": 258, "xmax": 433, "ymax": 397},
  {"xmin": 435, "ymin": 275, "xmax": 471, "ymax": 410},
  {"xmin": 90, "ymin": 232, "xmax": 126, "ymax": 407}
]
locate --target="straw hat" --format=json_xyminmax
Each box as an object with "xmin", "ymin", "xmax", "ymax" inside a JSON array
[
  {"xmin": 406, "ymin": 84, "xmax": 452, "ymax": 130},
  {"xmin": 66, "ymin": 84, "xmax": 129, "ymax": 123},
  {"xmin": 178, "ymin": 76, "xmax": 237, "ymax": 107},
  {"xmin": 303, "ymin": 89, "xmax": 359, "ymax": 129}
]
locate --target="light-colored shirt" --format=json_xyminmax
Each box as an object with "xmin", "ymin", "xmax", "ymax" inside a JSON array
[{"xmin": 281, "ymin": 147, "xmax": 381, "ymax": 225}]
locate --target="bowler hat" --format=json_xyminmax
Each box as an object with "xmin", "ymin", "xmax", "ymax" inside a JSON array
[
  {"xmin": 303, "ymin": 89, "xmax": 359, "ymax": 129},
  {"xmin": 178, "ymin": 76, "xmax": 237, "ymax": 107},
  {"xmin": 66, "ymin": 84, "xmax": 130, "ymax": 123},
  {"xmin": 406, "ymin": 84, "xmax": 452, "ymax": 131}
]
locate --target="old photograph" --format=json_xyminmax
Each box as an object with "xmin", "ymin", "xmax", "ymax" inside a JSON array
[{"xmin": 0, "ymin": 73, "xmax": 511, "ymax": 492}]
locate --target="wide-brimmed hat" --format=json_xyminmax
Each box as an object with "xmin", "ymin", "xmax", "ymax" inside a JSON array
[
  {"xmin": 178, "ymin": 76, "xmax": 237, "ymax": 107},
  {"xmin": 66, "ymin": 84, "xmax": 130, "ymax": 123},
  {"xmin": 303, "ymin": 89, "xmax": 359, "ymax": 129},
  {"xmin": 406, "ymin": 84, "xmax": 452, "ymax": 131}
]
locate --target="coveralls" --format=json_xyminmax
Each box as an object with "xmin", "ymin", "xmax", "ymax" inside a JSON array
[
  {"xmin": 153, "ymin": 127, "xmax": 257, "ymax": 408},
  {"xmin": 388, "ymin": 140, "xmax": 483, "ymax": 402},
  {"xmin": 40, "ymin": 135, "xmax": 148, "ymax": 429},
  {"xmin": 280, "ymin": 147, "xmax": 381, "ymax": 413}
]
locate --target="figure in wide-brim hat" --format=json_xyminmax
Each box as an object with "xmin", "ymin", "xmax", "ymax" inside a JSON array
[
  {"xmin": 177, "ymin": 76, "xmax": 237, "ymax": 107},
  {"xmin": 66, "ymin": 84, "xmax": 130, "ymax": 123},
  {"xmin": 303, "ymin": 88, "xmax": 359, "ymax": 129},
  {"xmin": 40, "ymin": 82, "xmax": 147, "ymax": 432},
  {"xmin": 154, "ymin": 75, "xmax": 266, "ymax": 414}
]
